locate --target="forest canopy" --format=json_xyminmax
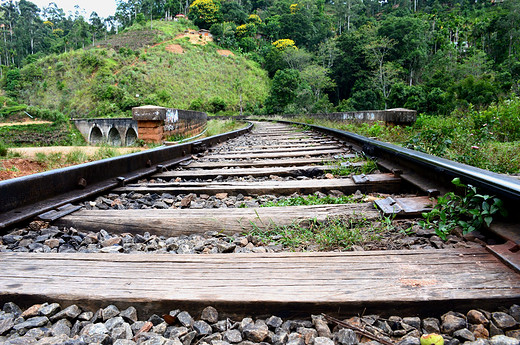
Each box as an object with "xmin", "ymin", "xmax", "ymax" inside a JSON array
[{"xmin": 0, "ymin": 0, "xmax": 519, "ymax": 115}]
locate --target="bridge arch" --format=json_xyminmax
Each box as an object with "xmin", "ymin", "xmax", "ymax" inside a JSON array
[
  {"xmin": 89, "ymin": 126, "xmax": 103, "ymax": 144},
  {"xmin": 125, "ymin": 127, "xmax": 138, "ymax": 146},
  {"xmin": 108, "ymin": 127, "xmax": 122, "ymax": 146}
]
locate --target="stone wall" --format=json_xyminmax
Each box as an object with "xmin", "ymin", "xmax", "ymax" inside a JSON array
[
  {"xmin": 132, "ymin": 106, "xmax": 207, "ymax": 143},
  {"xmin": 212, "ymin": 108, "xmax": 417, "ymax": 125}
]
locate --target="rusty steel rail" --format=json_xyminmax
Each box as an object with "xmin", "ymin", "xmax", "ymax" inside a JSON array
[
  {"xmin": 0, "ymin": 122, "xmax": 253, "ymax": 230},
  {"xmin": 269, "ymin": 120, "xmax": 520, "ymax": 213}
]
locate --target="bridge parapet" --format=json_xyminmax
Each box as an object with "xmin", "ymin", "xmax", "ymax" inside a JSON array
[
  {"xmin": 132, "ymin": 106, "xmax": 207, "ymax": 143},
  {"xmin": 213, "ymin": 108, "xmax": 417, "ymax": 126},
  {"xmin": 277, "ymin": 108, "xmax": 416, "ymax": 125}
]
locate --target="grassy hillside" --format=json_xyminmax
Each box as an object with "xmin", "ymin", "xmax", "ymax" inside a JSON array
[{"xmin": 10, "ymin": 20, "xmax": 269, "ymax": 118}]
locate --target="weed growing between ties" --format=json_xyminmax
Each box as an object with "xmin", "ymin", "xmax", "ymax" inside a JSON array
[
  {"xmin": 247, "ymin": 215, "xmax": 392, "ymax": 251},
  {"xmin": 326, "ymin": 155, "xmax": 379, "ymax": 177},
  {"xmin": 260, "ymin": 193, "xmax": 365, "ymax": 207},
  {"xmin": 419, "ymin": 178, "xmax": 508, "ymax": 240}
]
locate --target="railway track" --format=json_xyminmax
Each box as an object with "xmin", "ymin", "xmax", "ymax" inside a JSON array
[{"xmin": 0, "ymin": 120, "xmax": 519, "ymax": 345}]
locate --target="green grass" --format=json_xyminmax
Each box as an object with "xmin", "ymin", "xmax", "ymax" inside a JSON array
[
  {"xmin": 247, "ymin": 215, "xmax": 389, "ymax": 251},
  {"xmin": 32, "ymin": 145, "xmax": 137, "ymax": 171},
  {"xmin": 13, "ymin": 25, "xmax": 269, "ymax": 119},
  {"xmin": 93, "ymin": 146, "xmax": 119, "ymax": 160},
  {"xmin": 204, "ymin": 119, "xmax": 247, "ymax": 137},
  {"xmin": 261, "ymin": 193, "xmax": 364, "ymax": 207},
  {"xmin": 35, "ymin": 152, "xmax": 63, "ymax": 169},
  {"xmin": 65, "ymin": 149, "xmax": 89, "ymax": 165}
]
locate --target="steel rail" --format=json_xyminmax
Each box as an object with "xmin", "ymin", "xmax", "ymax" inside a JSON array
[
  {"xmin": 273, "ymin": 120, "xmax": 520, "ymax": 210},
  {"xmin": 0, "ymin": 122, "xmax": 253, "ymax": 230}
]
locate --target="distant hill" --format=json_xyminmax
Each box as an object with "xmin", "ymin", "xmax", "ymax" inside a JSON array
[{"xmin": 11, "ymin": 20, "xmax": 269, "ymax": 118}]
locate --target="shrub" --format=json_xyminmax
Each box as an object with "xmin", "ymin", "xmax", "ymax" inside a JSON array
[
  {"xmin": 27, "ymin": 106, "xmax": 68, "ymax": 123},
  {"xmin": 0, "ymin": 105, "xmax": 27, "ymax": 117},
  {"xmin": 190, "ymin": 97, "xmax": 205, "ymax": 111},
  {"xmin": 0, "ymin": 141, "xmax": 8, "ymax": 157},
  {"xmin": 5, "ymin": 68, "xmax": 21, "ymax": 98},
  {"xmin": 420, "ymin": 178, "xmax": 507, "ymax": 240},
  {"xmin": 208, "ymin": 96, "xmax": 227, "ymax": 113},
  {"xmin": 80, "ymin": 51, "xmax": 104, "ymax": 71}
]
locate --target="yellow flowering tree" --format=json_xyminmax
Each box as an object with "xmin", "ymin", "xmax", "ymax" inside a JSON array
[
  {"xmin": 247, "ymin": 14, "xmax": 262, "ymax": 25},
  {"xmin": 188, "ymin": 0, "xmax": 222, "ymax": 29},
  {"xmin": 272, "ymin": 39, "xmax": 297, "ymax": 51},
  {"xmin": 289, "ymin": 4, "xmax": 300, "ymax": 13},
  {"xmin": 235, "ymin": 23, "xmax": 257, "ymax": 37}
]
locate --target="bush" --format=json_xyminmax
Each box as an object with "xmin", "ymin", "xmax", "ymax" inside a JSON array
[
  {"xmin": 80, "ymin": 51, "xmax": 105, "ymax": 71},
  {"xmin": 208, "ymin": 96, "xmax": 227, "ymax": 113},
  {"xmin": 0, "ymin": 141, "xmax": 8, "ymax": 157},
  {"xmin": 0, "ymin": 104, "xmax": 27, "ymax": 117},
  {"xmin": 27, "ymin": 106, "xmax": 68, "ymax": 123},
  {"xmin": 189, "ymin": 97, "xmax": 205, "ymax": 111},
  {"xmin": 5, "ymin": 68, "xmax": 21, "ymax": 98}
]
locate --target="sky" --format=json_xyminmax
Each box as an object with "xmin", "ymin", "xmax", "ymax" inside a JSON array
[{"xmin": 30, "ymin": 0, "xmax": 118, "ymax": 19}]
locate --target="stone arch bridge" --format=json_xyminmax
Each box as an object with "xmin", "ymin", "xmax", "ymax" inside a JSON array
[{"xmin": 72, "ymin": 118, "xmax": 139, "ymax": 146}]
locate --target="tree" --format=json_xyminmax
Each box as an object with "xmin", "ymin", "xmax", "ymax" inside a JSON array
[
  {"xmin": 364, "ymin": 34, "xmax": 399, "ymax": 108},
  {"xmin": 68, "ymin": 16, "xmax": 91, "ymax": 49},
  {"xmin": 332, "ymin": 27, "xmax": 371, "ymax": 102},
  {"xmin": 221, "ymin": 2, "xmax": 247, "ymax": 24},
  {"xmin": 89, "ymin": 12, "xmax": 104, "ymax": 46},
  {"xmin": 210, "ymin": 22, "xmax": 237, "ymax": 48},
  {"xmin": 333, "ymin": 0, "xmax": 364, "ymax": 34},
  {"xmin": 378, "ymin": 15, "xmax": 429, "ymax": 85},
  {"xmin": 316, "ymin": 39, "xmax": 339, "ymax": 69},
  {"xmin": 300, "ymin": 64, "xmax": 335, "ymax": 104},
  {"xmin": 17, "ymin": 0, "xmax": 42, "ymax": 56},
  {"xmin": 188, "ymin": 0, "xmax": 222, "ymax": 29},
  {"xmin": 282, "ymin": 47, "xmax": 312, "ymax": 71},
  {"xmin": 265, "ymin": 68, "xmax": 300, "ymax": 114}
]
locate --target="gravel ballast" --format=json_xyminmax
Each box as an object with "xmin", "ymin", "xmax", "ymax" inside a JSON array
[{"xmin": 0, "ymin": 303, "xmax": 519, "ymax": 345}]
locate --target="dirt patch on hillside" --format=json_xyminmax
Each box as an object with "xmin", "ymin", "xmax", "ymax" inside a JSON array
[
  {"xmin": 175, "ymin": 32, "xmax": 212, "ymax": 45},
  {"xmin": 95, "ymin": 30, "xmax": 160, "ymax": 51},
  {"xmin": 0, "ymin": 158, "xmax": 46, "ymax": 181},
  {"xmin": 217, "ymin": 50, "xmax": 234, "ymax": 57},
  {"xmin": 166, "ymin": 44, "xmax": 184, "ymax": 54}
]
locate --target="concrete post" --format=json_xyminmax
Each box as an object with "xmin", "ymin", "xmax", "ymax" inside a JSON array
[
  {"xmin": 132, "ymin": 105, "xmax": 208, "ymax": 144},
  {"xmin": 132, "ymin": 106, "xmax": 167, "ymax": 144}
]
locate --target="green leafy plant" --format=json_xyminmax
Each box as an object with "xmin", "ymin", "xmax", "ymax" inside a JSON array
[
  {"xmin": 419, "ymin": 177, "xmax": 507, "ymax": 240},
  {"xmin": 327, "ymin": 155, "xmax": 378, "ymax": 176},
  {"xmin": 0, "ymin": 142, "xmax": 8, "ymax": 157}
]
